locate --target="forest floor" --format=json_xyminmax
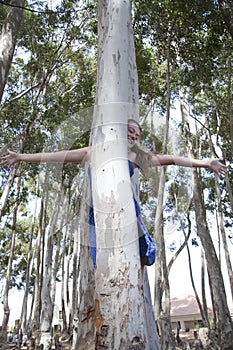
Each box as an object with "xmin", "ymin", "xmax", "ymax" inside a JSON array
[{"xmin": 0, "ymin": 332, "xmax": 216, "ymax": 350}]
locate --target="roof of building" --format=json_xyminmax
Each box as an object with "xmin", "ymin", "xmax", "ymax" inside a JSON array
[{"xmin": 169, "ymin": 294, "xmax": 212, "ymax": 317}]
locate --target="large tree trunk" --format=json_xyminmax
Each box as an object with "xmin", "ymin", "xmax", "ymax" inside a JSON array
[
  {"xmin": 91, "ymin": 0, "xmax": 149, "ymax": 345},
  {"xmin": 0, "ymin": 0, "xmax": 24, "ymax": 102},
  {"xmin": 72, "ymin": 0, "xmax": 160, "ymax": 349},
  {"xmin": 180, "ymin": 93, "xmax": 233, "ymax": 350},
  {"xmin": 71, "ymin": 167, "xmax": 95, "ymax": 349}
]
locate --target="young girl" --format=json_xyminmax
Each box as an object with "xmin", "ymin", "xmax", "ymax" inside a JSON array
[
  {"xmin": 1, "ymin": 119, "xmax": 227, "ymax": 176},
  {"xmin": 0, "ymin": 119, "xmax": 227, "ymax": 266}
]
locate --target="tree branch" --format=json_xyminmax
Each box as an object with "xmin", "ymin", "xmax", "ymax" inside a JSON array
[{"xmin": 0, "ymin": 0, "xmax": 55, "ymax": 14}]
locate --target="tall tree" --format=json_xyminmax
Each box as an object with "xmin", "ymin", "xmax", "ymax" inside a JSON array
[
  {"xmin": 72, "ymin": 0, "xmax": 160, "ymax": 348},
  {"xmin": 0, "ymin": 172, "xmax": 22, "ymax": 343},
  {"xmin": 180, "ymin": 94, "xmax": 233, "ymax": 349},
  {"xmin": 153, "ymin": 39, "xmax": 175, "ymax": 350},
  {"xmin": 20, "ymin": 193, "xmax": 38, "ymax": 335},
  {"xmin": 39, "ymin": 177, "xmax": 63, "ymax": 349},
  {"xmin": 0, "ymin": 0, "xmax": 24, "ymax": 102}
]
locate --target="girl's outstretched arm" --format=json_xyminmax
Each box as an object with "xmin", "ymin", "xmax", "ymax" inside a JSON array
[
  {"xmin": 151, "ymin": 154, "xmax": 228, "ymax": 177},
  {"xmin": 0, "ymin": 147, "xmax": 91, "ymax": 169}
]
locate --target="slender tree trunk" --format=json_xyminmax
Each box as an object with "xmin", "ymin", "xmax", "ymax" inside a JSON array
[
  {"xmin": 226, "ymin": 54, "xmax": 233, "ymax": 155},
  {"xmin": 179, "ymin": 93, "xmax": 233, "ymax": 350},
  {"xmin": 205, "ymin": 115, "xmax": 233, "ymax": 300},
  {"xmin": 0, "ymin": 0, "xmax": 24, "ymax": 102},
  {"xmin": 63, "ymin": 189, "xmax": 74, "ymax": 337},
  {"xmin": 154, "ymin": 40, "xmax": 175, "ymax": 350},
  {"xmin": 0, "ymin": 175, "xmax": 22, "ymax": 342},
  {"xmin": 51, "ymin": 187, "xmax": 67, "ymax": 308},
  {"xmin": 61, "ymin": 248, "xmax": 68, "ymax": 334},
  {"xmin": 20, "ymin": 193, "xmax": 39, "ymax": 335},
  {"xmin": 40, "ymin": 179, "xmax": 63, "ymax": 349},
  {"xmin": 200, "ymin": 249, "xmax": 211, "ymax": 329},
  {"xmin": 179, "ymin": 215, "xmax": 210, "ymax": 328},
  {"xmin": 72, "ymin": 167, "xmax": 95, "ymax": 349},
  {"xmin": 0, "ymin": 165, "xmax": 18, "ymax": 220},
  {"xmin": 65, "ymin": 239, "xmax": 71, "ymax": 336},
  {"xmin": 29, "ymin": 188, "xmax": 48, "ymax": 348},
  {"xmin": 69, "ymin": 174, "xmax": 82, "ymax": 337},
  {"xmin": 71, "ymin": 223, "xmax": 79, "ymax": 337},
  {"xmin": 53, "ymin": 189, "xmax": 71, "ymax": 335}
]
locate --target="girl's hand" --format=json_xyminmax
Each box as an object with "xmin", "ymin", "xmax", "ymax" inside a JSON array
[
  {"xmin": 208, "ymin": 158, "xmax": 228, "ymax": 177},
  {"xmin": 0, "ymin": 150, "xmax": 20, "ymax": 169}
]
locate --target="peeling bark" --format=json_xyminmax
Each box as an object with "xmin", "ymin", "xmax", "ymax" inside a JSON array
[{"xmin": 73, "ymin": 0, "xmax": 160, "ymax": 349}]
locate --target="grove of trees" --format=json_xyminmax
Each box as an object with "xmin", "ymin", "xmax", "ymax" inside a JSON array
[{"xmin": 0, "ymin": 0, "xmax": 233, "ymax": 349}]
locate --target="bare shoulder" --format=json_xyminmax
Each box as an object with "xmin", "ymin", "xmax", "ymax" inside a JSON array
[{"xmin": 128, "ymin": 150, "xmax": 138, "ymax": 167}]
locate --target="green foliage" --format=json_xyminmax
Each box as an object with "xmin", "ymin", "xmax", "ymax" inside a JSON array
[
  {"xmin": 0, "ymin": 0, "xmax": 11, "ymax": 26},
  {"xmin": 134, "ymin": 0, "xmax": 232, "ymax": 233},
  {"xmin": 0, "ymin": 216, "xmax": 37, "ymax": 289}
]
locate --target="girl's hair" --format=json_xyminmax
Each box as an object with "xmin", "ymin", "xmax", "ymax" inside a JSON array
[
  {"xmin": 131, "ymin": 144, "xmax": 153, "ymax": 172},
  {"xmin": 127, "ymin": 119, "xmax": 142, "ymax": 133},
  {"xmin": 127, "ymin": 119, "xmax": 153, "ymax": 172}
]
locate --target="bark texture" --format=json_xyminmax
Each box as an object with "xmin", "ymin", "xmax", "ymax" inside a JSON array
[
  {"xmin": 73, "ymin": 1, "xmax": 160, "ymax": 349},
  {"xmin": 0, "ymin": 0, "xmax": 24, "ymax": 102}
]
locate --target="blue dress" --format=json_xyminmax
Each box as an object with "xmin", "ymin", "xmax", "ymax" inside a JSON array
[{"xmin": 88, "ymin": 161, "xmax": 156, "ymax": 268}]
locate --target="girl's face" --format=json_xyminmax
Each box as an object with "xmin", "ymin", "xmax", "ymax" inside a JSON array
[{"xmin": 127, "ymin": 122, "xmax": 141, "ymax": 148}]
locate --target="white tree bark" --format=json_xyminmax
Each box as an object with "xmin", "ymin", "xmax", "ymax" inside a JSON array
[
  {"xmin": 0, "ymin": 175, "xmax": 22, "ymax": 343},
  {"xmin": 40, "ymin": 180, "xmax": 63, "ymax": 349},
  {"xmin": 73, "ymin": 0, "xmax": 160, "ymax": 349},
  {"xmin": 0, "ymin": 0, "xmax": 24, "ymax": 102},
  {"xmin": 0, "ymin": 165, "xmax": 18, "ymax": 220},
  {"xmin": 91, "ymin": 0, "xmax": 145, "ymax": 344},
  {"xmin": 153, "ymin": 43, "xmax": 175, "ymax": 350},
  {"xmin": 20, "ymin": 195, "xmax": 39, "ymax": 334}
]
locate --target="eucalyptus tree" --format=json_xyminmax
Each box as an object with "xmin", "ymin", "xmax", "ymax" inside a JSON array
[
  {"xmin": 133, "ymin": 0, "xmax": 233, "ymax": 348},
  {"xmin": 0, "ymin": 0, "xmax": 25, "ymax": 102},
  {"xmin": 0, "ymin": 168, "xmax": 23, "ymax": 342},
  {"xmin": 180, "ymin": 96, "xmax": 233, "ymax": 349},
  {"xmin": 39, "ymin": 176, "xmax": 64, "ymax": 348},
  {"xmin": 205, "ymin": 114, "xmax": 233, "ymax": 300},
  {"xmin": 0, "ymin": 0, "xmax": 97, "ymax": 345},
  {"xmin": 72, "ymin": 0, "xmax": 160, "ymax": 348},
  {"xmin": 134, "ymin": 2, "xmax": 184, "ymax": 348},
  {"xmin": 20, "ymin": 190, "xmax": 39, "ymax": 336}
]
